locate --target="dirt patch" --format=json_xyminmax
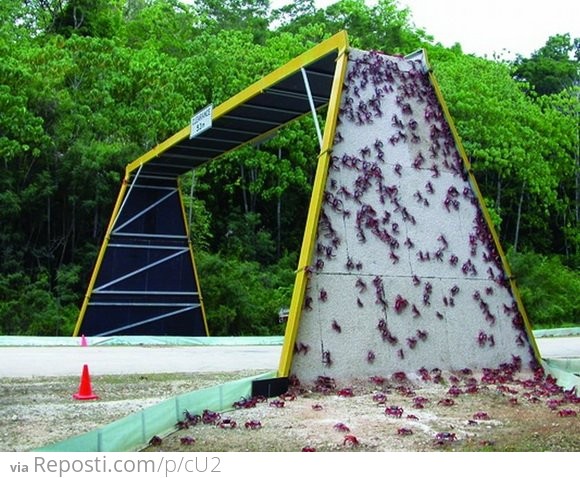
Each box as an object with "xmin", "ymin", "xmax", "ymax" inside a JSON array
[
  {"xmin": 143, "ymin": 369, "xmax": 579, "ymax": 452},
  {"xmin": 0, "ymin": 371, "xmax": 265, "ymax": 452}
]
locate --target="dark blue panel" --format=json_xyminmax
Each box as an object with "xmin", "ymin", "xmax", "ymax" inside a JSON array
[
  {"xmin": 82, "ymin": 305, "xmax": 205, "ymax": 336},
  {"xmin": 79, "ymin": 177, "xmax": 207, "ymax": 337}
]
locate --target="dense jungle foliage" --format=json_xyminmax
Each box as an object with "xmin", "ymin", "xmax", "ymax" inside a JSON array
[{"xmin": 0, "ymin": 0, "xmax": 578, "ymax": 335}]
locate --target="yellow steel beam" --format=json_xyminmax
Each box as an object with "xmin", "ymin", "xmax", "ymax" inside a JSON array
[
  {"xmin": 277, "ymin": 38, "xmax": 350, "ymax": 378},
  {"xmin": 424, "ymin": 50, "xmax": 542, "ymax": 363},
  {"xmin": 75, "ymin": 32, "xmax": 350, "ymax": 338},
  {"xmin": 73, "ymin": 171, "xmax": 131, "ymax": 336},
  {"xmin": 126, "ymin": 31, "xmax": 350, "ymax": 175}
]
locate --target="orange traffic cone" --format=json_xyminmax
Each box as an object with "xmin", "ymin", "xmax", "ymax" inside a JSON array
[
  {"xmin": 73, "ymin": 364, "xmax": 99, "ymax": 400},
  {"xmin": 80, "ymin": 334, "xmax": 88, "ymax": 347}
]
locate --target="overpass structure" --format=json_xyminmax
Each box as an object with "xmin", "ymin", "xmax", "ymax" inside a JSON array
[
  {"xmin": 74, "ymin": 32, "xmax": 349, "ymax": 337},
  {"xmin": 74, "ymin": 32, "xmax": 540, "ymax": 386}
]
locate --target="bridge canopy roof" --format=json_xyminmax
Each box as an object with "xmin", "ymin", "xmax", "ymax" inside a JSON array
[{"xmin": 126, "ymin": 32, "xmax": 349, "ymax": 179}]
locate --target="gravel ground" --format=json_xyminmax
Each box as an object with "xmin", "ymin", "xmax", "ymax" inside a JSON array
[
  {"xmin": 0, "ymin": 371, "xmax": 265, "ymax": 452},
  {"xmin": 0, "ymin": 341, "xmax": 577, "ymax": 453},
  {"xmin": 143, "ymin": 368, "xmax": 579, "ymax": 452}
]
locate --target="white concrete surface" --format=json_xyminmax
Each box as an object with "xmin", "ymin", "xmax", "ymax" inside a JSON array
[{"xmin": 291, "ymin": 49, "xmax": 538, "ymax": 383}]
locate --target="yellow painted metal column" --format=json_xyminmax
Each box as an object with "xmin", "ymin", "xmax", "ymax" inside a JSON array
[
  {"xmin": 73, "ymin": 169, "xmax": 132, "ymax": 336},
  {"xmin": 278, "ymin": 42, "xmax": 350, "ymax": 377}
]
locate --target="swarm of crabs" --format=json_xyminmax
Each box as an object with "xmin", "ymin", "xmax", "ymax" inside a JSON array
[{"xmin": 146, "ymin": 360, "xmax": 578, "ymax": 452}]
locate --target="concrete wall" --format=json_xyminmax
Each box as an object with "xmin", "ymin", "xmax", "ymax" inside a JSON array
[{"xmin": 291, "ymin": 49, "xmax": 535, "ymax": 386}]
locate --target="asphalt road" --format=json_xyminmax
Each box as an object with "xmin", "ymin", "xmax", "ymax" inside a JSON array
[
  {"xmin": 0, "ymin": 337, "xmax": 577, "ymax": 378},
  {"xmin": 0, "ymin": 345, "xmax": 282, "ymax": 378}
]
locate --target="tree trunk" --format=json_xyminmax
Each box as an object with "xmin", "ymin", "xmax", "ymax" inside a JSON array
[
  {"xmin": 73, "ymin": 6, "xmax": 85, "ymax": 30},
  {"xmin": 576, "ymin": 146, "xmax": 580, "ymax": 226},
  {"xmin": 495, "ymin": 174, "xmax": 501, "ymax": 215},
  {"xmin": 562, "ymin": 208, "xmax": 569, "ymax": 260},
  {"xmin": 93, "ymin": 206, "xmax": 99, "ymax": 239},
  {"xmin": 240, "ymin": 164, "xmax": 248, "ymax": 214},
  {"xmin": 573, "ymin": 137, "xmax": 579, "ymax": 259},
  {"xmin": 276, "ymin": 148, "xmax": 282, "ymax": 258},
  {"xmin": 188, "ymin": 174, "xmax": 195, "ymax": 231},
  {"xmin": 514, "ymin": 180, "xmax": 526, "ymax": 252},
  {"xmin": 249, "ymin": 167, "xmax": 257, "ymax": 213},
  {"xmin": 47, "ymin": 195, "xmax": 51, "ymax": 250},
  {"xmin": 71, "ymin": 199, "xmax": 76, "ymax": 257}
]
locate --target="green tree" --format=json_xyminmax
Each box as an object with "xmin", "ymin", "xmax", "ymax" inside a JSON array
[
  {"xmin": 513, "ymin": 33, "xmax": 579, "ymax": 96},
  {"xmin": 431, "ymin": 47, "xmax": 574, "ymax": 254},
  {"xmin": 195, "ymin": 252, "xmax": 292, "ymax": 335},
  {"xmin": 1, "ymin": 0, "xmax": 577, "ymax": 338},
  {"xmin": 536, "ymin": 86, "xmax": 580, "ymax": 261},
  {"xmin": 123, "ymin": 0, "xmax": 201, "ymax": 56},
  {"xmin": 22, "ymin": 0, "xmax": 124, "ymax": 37},
  {"xmin": 509, "ymin": 250, "xmax": 580, "ymax": 328},
  {"xmin": 275, "ymin": 0, "xmax": 430, "ymax": 52},
  {"xmin": 192, "ymin": 0, "xmax": 271, "ymax": 43}
]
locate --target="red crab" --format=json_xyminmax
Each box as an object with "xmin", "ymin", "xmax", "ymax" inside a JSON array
[
  {"xmin": 373, "ymin": 392, "xmax": 388, "ymax": 404},
  {"xmin": 369, "ymin": 375, "xmax": 386, "ymax": 385},
  {"xmin": 175, "ymin": 420, "xmax": 190, "ymax": 430},
  {"xmin": 465, "ymin": 384, "xmax": 479, "ymax": 394},
  {"xmin": 183, "ymin": 410, "xmax": 201, "ymax": 425},
  {"xmin": 315, "ymin": 375, "xmax": 336, "ymax": 393},
  {"xmin": 311, "ymin": 403, "xmax": 323, "ymax": 411},
  {"xmin": 233, "ymin": 397, "xmax": 257, "ymax": 409},
  {"xmin": 148, "ymin": 435, "xmax": 162, "ymax": 446},
  {"xmin": 546, "ymin": 399, "xmax": 564, "ymax": 410},
  {"xmin": 524, "ymin": 394, "xmax": 541, "ymax": 403},
  {"xmin": 496, "ymin": 385, "xmax": 518, "ymax": 395},
  {"xmin": 465, "ymin": 377, "xmax": 478, "ymax": 387},
  {"xmin": 337, "ymin": 387, "xmax": 354, "ymax": 397},
  {"xmin": 385, "ymin": 405, "xmax": 404, "ymax": 418},
  {"xmin": 202, "ymin": 409, "xmax": 221, "ymax": 425},
  {"xmin": 413, "ymin": 396, "xmax": 429, "ymax": 406},
  {"xmin": 472, "ymin": 411, "xmax": 490, "ymax": 420},
  {"xmin": 396, "ymin": 385, "xmax": 416, "ymax": 397},
  {"xmin": 417, "ymin": 367, "xmax": 431, "ymax": 381},
  {"xmin": 269, "ymin": 399, "xmax": 285, "ymax": 408},
  {"xmin": 397, "ymin": 428, "xmax": 413, "ymax": 436},
  {"xmin": 288, "ymin": 375, "xmax": 300, "ymax": 388},
  {"xmin": 217, "ymin": 418, "xmax": 237, "ymax": 429},
  {"xmin": 333, "ymin": 423, "xmax": 351, "ymax": 432},
  {"xmin": 301, "ymin": 446, "xmax": 316, "ymax": 452},
  {"xmin": 438, "ymin": 398, "xmax": 455, "ymax": 407},
  {"xmin": 447, "ymin": 385, "xmax": 463, "ymax": 397},
  {"xmin": 280, "ymin": 391, "xmax": 297, "ymax": 401},
  {"xmin": 343, "ymin": 435, "xmax": 360, "ymax": 447},
  {"xmin": 180, "ymin": 436, "xmax": 195, "ymax": 445},
  {"xmin": 558, "ymin": 409, "xmax": 577, "ymax": 417},
  {"xmin": 244, "ymin": 420, "xmax": 262, "ymax": 430},
  {"xmin": 394, "ymin": 295, "xmax": 409, "ymax": 313},
  {"xmin": 392, "ymin": 371, "xmax": 408, "ymax": 382},
  {"xmin": 433, "ymin": 432, "xmax": 457, "ymax": 445}
]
